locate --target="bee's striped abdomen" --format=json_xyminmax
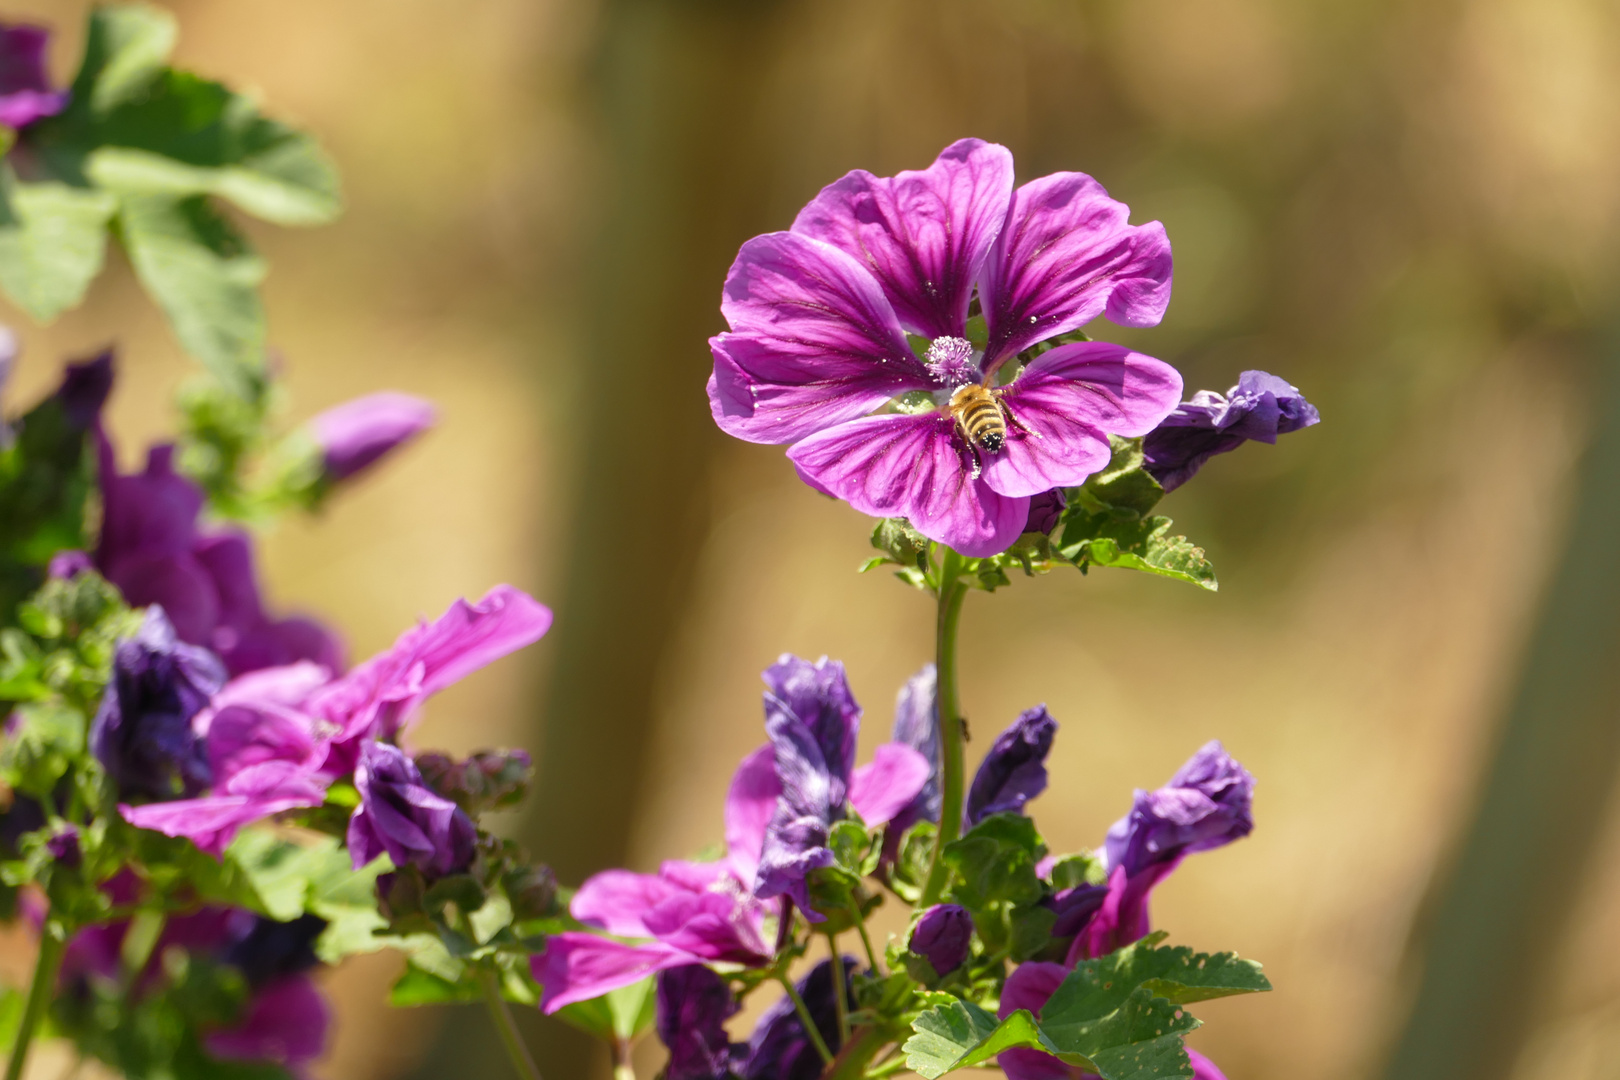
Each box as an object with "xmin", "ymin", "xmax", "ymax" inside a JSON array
[{"xmin": 948, "ymin": 384, "xmax": 1007, "ymax": 453}]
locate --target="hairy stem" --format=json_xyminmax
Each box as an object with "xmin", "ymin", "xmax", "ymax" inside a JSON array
[
  {"xmin": 849, "ymin": 903, "xmax": 881, "ymax": 972},
  {"xmin": 478, "ymin": 970, "xmax": 543, "ymax": 1080},
  {"xmin": 919, "ymin": 547, "xmax": 969, "ymax": 908},
  {"xmin": 6, "ymin": 921, "xmax": 66, "ymax": 1080},
  {"xmin": 777, "ymin": 972, "xmax": 834, "ymax": 1065}
]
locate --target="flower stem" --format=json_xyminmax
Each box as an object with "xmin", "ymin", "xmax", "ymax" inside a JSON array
[
  {"xmin": 478, "ymin": 969, "xmax": 543, "ymax": 1080},
  {"xmin": 848, "ymin": 903, "xmax": 881, "ymax": 972},
  {"xmin": 613, "ymin": 1037, "xmax": 636, "ymax": 1080},
  {"xmin": 6, "ymin": 921, "xmax": 66, "ymax": 1080},
  {"xmin": 919, "ymin": 547, "xmax": 969, "ymax": 909},
  {"xmin": 776, "ymin": 972, "xmax": 834, "ymax": 1066},
  {"xmin": 827, "ymin": 937, "xmax": 850, "ymax": 1045}
]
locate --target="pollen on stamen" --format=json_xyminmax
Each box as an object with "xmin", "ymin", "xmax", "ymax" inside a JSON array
[{"xmin": 924, "ymin": 336, "xmax": 979, "ymax": 388}]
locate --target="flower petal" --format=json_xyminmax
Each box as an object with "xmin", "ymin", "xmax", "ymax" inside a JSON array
[
  {"xmin": 787, "ymin": 413, "xmax": 1029, "ymax": 558},
  {"xmin": 981, "ymin": 343, "xmax": 1183, "ymax": 498},
  {"xmin": 642, "ymin": 888, "xmax": 770, "ymax": 963},
  {"xmin": 997, "ymin": 961, "xmax": 1081, "ymax": 1080},
  {"xmin": 533, "ymin": 934, "xmax": 690, "ymax": 1013},
  {"xmin": 204, "ymin": 974, "xmax": 330, "ymax": 1070},
  {"xmin": 1189, "ymin": 1050, "xmax": 1228, "ymax": 1080},
  {"xmin": 725, "ymin": 744, "xmax": 780, "ymax": 885},
  {"xmin": 791, "ymin": 138, "xmax": 1014, "ymax": 339},
  {"xmin": 980, "ymin": 173, "xmax": 1173, "ymax": 364},
  {"xmin": 407, "ymin": 585, "xmax": 553, "ymax": 697},
  {"xmin": 571, "ymin": 869, "xmax": 685, "ymax": 938},
  {"xmin": 709, "ymin": 231, "xmax": 929, "ymax": 444},
  {"xmin": 849, "ymin": 743, "xmax": 930, "ymax": 826}
]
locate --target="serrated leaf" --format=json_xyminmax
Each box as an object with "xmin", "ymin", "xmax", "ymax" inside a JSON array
[
  {"xmin": 0, "ymin": 172, "xmax": 116, "ymax": 320},
  {"xmin": 904, "ymin": 999, "xmax": 1054, "ymax": 1078},
  {"xmin": 1058, "ymin": 512, "xmax": 1217, "ymax": 592},
  {"xmin": 940, "ymin": 812, "xmax": 1046, "ymax": 910},
  {"xmin": 1102, "ymin": 934, "xmax": 1272, "ymax": 1004},
  {"xmin": 71, "ymin": 3, "xmax": 178, "ymax": 114},
  {"xmin": 117, "ymin": 194, "xmax": 266, "ymax": 391}
]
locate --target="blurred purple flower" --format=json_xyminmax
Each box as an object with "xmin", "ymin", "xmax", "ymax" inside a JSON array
[
  {"xmin": 754, "ymin": 655, "xmax": 928, "ymax": 918},
  {"xmin": 90, "ymin": 607, "xmax": 226, "ymax": 801},
  {"xmin": 656, "ymin": 964, "xmax": 740, "ymax": 1080},
  {"xmin": 886, "ymin": 663, "xmax": 941, "ymax": 842},
  {"xmin": 0, "ymin": 23, "xmax": 67, "ymax": 129},
  {"xmin": 96, "ymin": 429, "xmax": 342, "ymax": 678},
  {"xmin": 1142, "ymin": 370, "xmax": 1319, "ymax": 493},
  {"xmin": 911, "ymin": 903, "xmax": 973, "ymax": 976},
  {"xmin": 536, "ymin": 746, "xmax": 779, "ymax": 1012},
  {"xmin": 44, "ymin": 824, "xmax": 79, "ymax": 868},
  {"xmin": 964, "ymin": 706, "xmax": 1056, "ymax": 826},
  {"xmin": 122, "ymin": 587, "xmax": 550, "ymax": 855},
  {"xmin": 348, "ymin": 740, "xmax": 476, "ymax": 878},
  {"xmin": 708, "ymin": 138, "xmax": 1181, "ymax": 557},
  {"xmin": 47, "ymin": 549, "xmax": 92, "ymax": 579},
  {"xmin": 309, "ymin": 391, "xmax": 436, "ymax": 483},
  {"xmin": 739, "ymin": 958, "xmax": 856, "ymax": 1080}
]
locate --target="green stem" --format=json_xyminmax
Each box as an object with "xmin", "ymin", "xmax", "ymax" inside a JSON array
[
  {"xmin": 6, "ymin": 921, "xmax": 66, "ymax": 1080},
  {"xmin": 864, "ymin": 1055, "xmax": 912, "ymax": 1079},
  {"xmin": 613, "ymin": 1037, "xmax": 636, "ymax": 1080},
  {"xmin": 827, "ymin": 935, "xmax": 850, "ymax": 1045},
  {"xmin": 777, "ymin": 972, "xmax": 834, "ymax": 1066},
  {"xmin": 919, "ymin": 548, "xmax": 969, "ymax": 909},
  {"xmin": 825, "ymin": 1025, "xmax": 895, "ymax": 1080},
  {"xmin": 849, "ymin": 903, "xmax": 881, "ymax": 972},
  {"xmin": 478, "ymin": 969, "xmax": 543, "ymax": 1080}
]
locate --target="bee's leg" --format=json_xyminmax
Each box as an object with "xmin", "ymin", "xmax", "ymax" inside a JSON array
[
  {"xmin": 998, "ymin": 396, "xmax": 1041, "ymax": 440},
  {"xmin": 952, "ymin": 430, "xmax": 983, "ymax": 480}
]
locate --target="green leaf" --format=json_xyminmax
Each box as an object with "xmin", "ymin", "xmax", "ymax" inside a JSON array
[
  {"xmin": 86, "ymin": 69, "xmax": 341, "ymax": 225},
  {"xmin": 557, "ymin": 976, "xmax": 658, "ymax": 1043},
  {"xmin": 940, "ymin": 812, "xmax": 1046, "ymax": 910},
  {"xmin": 117, "ymin": 194, "xmax": 267, "ymax": 393},
  {"xmin": 1075, "ymin": 437, "xmax": 1166, "ymax": 519},
  {"xmin": 904, "ymin": 998, "xmax": 1054, "ymax": 1078},
  {"xmin": 1097, "ymin": 934, "xmax": 1272, "ymax": 1004},
  {"xmin": 0, "ymin": 171, "xmax": 116, "ymax": 320},
  {"xmin": 388, "ymin": 963, "xmax": 479, "ymax": 1007},
  {"xmin": 1057, "ymin": 511, "xmax": 1217, "ymax": 592},
  {"xmin": 71, "ymin": 3, "xmax": 178, "ymax": 114}
]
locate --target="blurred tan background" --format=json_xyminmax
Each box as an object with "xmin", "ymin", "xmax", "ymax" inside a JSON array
[{"xmin": 4, "ymin": 0, "xmax": 1620, "ymax": 1078}]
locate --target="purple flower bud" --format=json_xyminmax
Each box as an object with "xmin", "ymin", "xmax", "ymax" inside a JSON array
[
  {"xmin": 911, "ymin": 904, "xmax": 973, "ymax": 976},
  {"xmin": 47, "ymin": 549, "xmax": 92, "ymax": 580},
  {"xmin": 309, "ymin": 392, "xmax": 436, "ymax": 482},
  {"xmin": 1103, "ymin": 740, "xmax": 1255, "ymax": 878},
  {"xmin": 0, "ymin": 23, "xmax": 68, "ymax": 130},
  {"xmin": 964, "ymin": 706, "xmax": 1057, "ymax": 827},
  {"xmin": 348, "ymin": 740, "xmax": 477, "ymax": 879},
  {"xmin": 887, "ymin": 664, "xmax": 941, "ymax": 838},
  {"xmin": 656, "ymin": 964, "xmax": 739, "ymax": 1080},
  {"xmin": 45, "ymin": 824, "xmax": 79, "ymax": 869},
  {"xmin": 1023, "ymin": 489, "xmax": 1067, "ymax": 535},
  {"xmin": 740, "ymin": 957, "xmax": 856, "ymax": 1080},
  {"xmin": 1142, "ymin": 370, "xmax": 1320, "ymax": 493},
  {"xmin": 54, "ymin": 350, "xmax": 113, "ymax": 429},
  {"xmin": 754, "ymin": 655, "xmax": 862, "ymax": 915},
  {"xmin": 90, "ymin": 608, "xmax": 227, "ymax": 800},
  {"xmin": 1046, "ymin": 882, "xmax": 1108, "ymax": 939}
]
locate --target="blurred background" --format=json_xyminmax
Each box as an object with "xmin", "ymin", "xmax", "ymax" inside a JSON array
[{"xmin": 4, "ymin": 0, "xmax": 1620, "ymax": 1078}]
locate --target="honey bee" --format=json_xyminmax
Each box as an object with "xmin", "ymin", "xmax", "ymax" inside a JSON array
[{"xmin": 946, "ymin": 383, "xmax": 1007, "ymax": 453}]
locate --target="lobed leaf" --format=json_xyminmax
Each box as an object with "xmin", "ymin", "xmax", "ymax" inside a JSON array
[{"xmin": 0, "ymin": 172, "xmax": 117, "ymax": 321}]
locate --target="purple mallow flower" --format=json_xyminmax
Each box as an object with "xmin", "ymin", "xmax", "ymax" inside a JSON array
[
  {"xmin": 348, "ymin": 740, "xmax": 476, "ymax": 878},
  {"xmin": 708, "ymin": 138, "xmax": 1182, "ymax": 557},
  {"xmin": 45, "ymin": 825, "xmax": 80, "ymax": 869},
  {"xmin": 90, "ymin": 607, "xmax": 227, "ymax": 801},
  {"xmin": 1141, "ymin": 370, "xmax": 1320, "ymax": 493},
  {"xmin": 886, "ymin": 664, "xmax": 942, "ymax": 842},
  {"xmin": 739, "ymin": 958, "xmax": 856, "ymax": 1080},
  {"xmin": 120, "ymin": 586, "xmax": 551, "ymax": 855},
  {"xmin": 911, "ymin": 903, "xmax": 973, "ymax": 976},
  {"xmin": 1024, "ymin": 489, "xmax": 1066, "ymax": 536},
  {"xmin": 536, "ymin": 746, "xmax": 780, "ymax": 1012},
  {"xmin": 754, "ymin": 655, "xmax": 930, "ymax": 918},
  {"xmin": 0, "ymin": 23, "xmax": 68, "ymax": 130},
  {"xmin": 964, "ymin": 706, "xmax": 1056, "ymax": 827},
  {"xmin": 96, "ymin": 421, "xmax": 341, "ymax": 678},
  {"xmin": 657, "ymin": 965, "xmax": 740, "ymax": 1080},
  {"xmin": 308, "ymin": 391, "xmax": 436, "ymax": 483}
]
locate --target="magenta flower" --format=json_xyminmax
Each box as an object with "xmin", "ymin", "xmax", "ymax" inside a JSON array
[
  {"xmin": 96, "ymin": 431, "xmax": 341, "ymax": 678},
  {"xmin": 0, "ymin": 23, "xmax": 68, "ymax": 130},
  {"xmin": 656, "ymin": 965, "xmax": 739, "ymax": 1080},
  {"xmin": 886, "ymin": 664, "xmax": 942, "ymax": 843},
  {"xmin": 754, "ymin": 655, "xmax": 930, "ymax": 918},
  {"xmin": 308, "ymin": 391, "xmax": 436, "ymax": 483},
  {"xmin": 120, "ymin": 586, "xmax": 551, "ymax": 855},
  {"xmin": 707, "ymin": 138, "xmax": 1182, "ymax": 557},
  {"xmin": 535, "ymin": 746, "xmax": 780, "ymax": 1012},
  {"xmin": 1142, "ymin": 370, "xmax": 1320, "ymax": 492}
]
